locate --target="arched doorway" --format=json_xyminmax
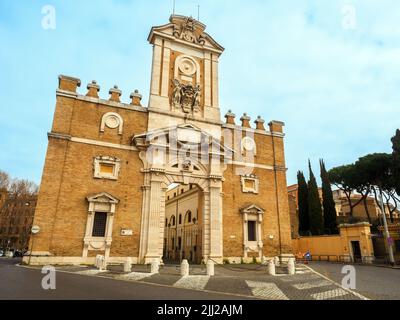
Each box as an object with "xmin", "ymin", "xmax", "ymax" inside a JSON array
[
  {"xmin": 134, "ymin": 124, "xmax": 231, "ymax": 265},
  {"xmin": 163, "ymin": 183, "xmax": 204, "ymax": 264}
]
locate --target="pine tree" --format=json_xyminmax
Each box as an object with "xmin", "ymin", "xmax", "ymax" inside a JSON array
[
  {"xmin": 297, "ymin": 171, "xmax": 310, "ymax": 235},
  {"xmin": 307, "ymin": 160, "xmax": 324, "ymax": 235},
  {"xmin": 392, "ymin": 129, "xmax": 400, "ymax": 195},
  {"xmin": 320, "ymin": 159, "xmax": 338, "ymax": 234}
]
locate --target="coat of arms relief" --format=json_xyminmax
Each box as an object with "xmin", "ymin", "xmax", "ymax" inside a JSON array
[{"xmin": 172, "ymin": 79, "xmax": 201, "ymax": 114}]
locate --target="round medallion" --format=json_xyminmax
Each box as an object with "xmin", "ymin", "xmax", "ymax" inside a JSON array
[
  {"xmin": 178, "ymin": 57, "xmax": 197, "ymax": 76},
  {"xmin": 105, "ymin": 115, "xmax": 120, "ymax": 129},
  {"xmin": 242, "ymin": 137, "xmax": 256, "ymax": 151}
]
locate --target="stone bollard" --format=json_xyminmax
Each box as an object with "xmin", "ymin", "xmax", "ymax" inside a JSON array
[
  {"xmin": 206, "ymin": 260, "xmax": 215, "ymax": 276},
  {"xmin": 96, "ymin": 255, "xmax": 107, "ymax": 271},
  {"xmin": 268, "ymin": 259, "xmax": 276, "ymax": 276},
  {"xmin": 151, "ymin": 260, "xmax": 160, "ymax": 274},
  {"xmin": 274, "ymin": 256, "xmax": 280, "ymax": 267},
  {"xmin": 288, "ymin": 258, "xmax": 296, "ymax": 275},
  {"xmin": 181, "ymin": 259, "xmax": 189, "ymax": 277},
  {"xmin": 123, "ymin": 258, "xmax": 132, "ymax": 273}
]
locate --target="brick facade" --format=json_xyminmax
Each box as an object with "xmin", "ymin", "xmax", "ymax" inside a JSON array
[{"xmin": 26, "ymin": 15, "xmax": 293, "ymax": 265}]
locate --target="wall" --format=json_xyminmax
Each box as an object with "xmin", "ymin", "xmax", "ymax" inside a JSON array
[
  {"xmin": 222, "ymin": 121, "xmax": 293, "ymax": 261},
  {"xmin": 27, "ymin": 77, "xmax": 148, "ymax": 265},
  {"xmin": 292, "ymin": 223, "xmax": 374, "ymax": 263}
]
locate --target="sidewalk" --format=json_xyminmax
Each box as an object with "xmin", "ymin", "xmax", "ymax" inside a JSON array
[{"xmin": 23, "ymin": 263, "xmax": 367, "ymax": 300}]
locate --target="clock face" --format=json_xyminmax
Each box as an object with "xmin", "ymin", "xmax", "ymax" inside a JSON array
[{"xmin": 242, "ymin": 137, "xmax": 256, "ymax": 151}]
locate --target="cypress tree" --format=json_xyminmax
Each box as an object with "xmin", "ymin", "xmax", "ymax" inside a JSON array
[
  {"xmin": 308, "ymin": 160, "xmax": 324, "ymax": 235},
  {"xmin": 297, "ymin": 171, "xmax": 310, "ymax": 235},
  {"xmin": 320, "ymin": 159, "xmax": 338, "ymax": 234}
]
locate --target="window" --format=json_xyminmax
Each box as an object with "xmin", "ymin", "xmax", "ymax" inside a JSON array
[
  {"xmin": 240, "ymin": 204, "xmax": 264, "ymax": 260},
  {"xmin": 241, "ymin": 175, "xmax": 259, "ymax": 194},
  {"xmin": 94, "ymin": 156, "xmax": 121, "ymax": 180},
  {"xmin": 187, "ymin": 211, "xmax": 192, "ymax": 223},
  {"xmin": 165, "ymin": 218, "xmax": 168, "ymax": 227},
  {"xmin": 179, "ymin": 214, "xmax": 182, "ymax": 225},
  {"xmin": 248, "ymin": 221, "xmax": 257, "ymax": 241},
  {"xmin": 92, "ymin": 212, "xmax": 107, "ymax": 237},
  {"xmin": 178, "ymin": 237, "xmax": 182, "ymax": 250},
  {"xmin": 99, "ymin": 163, "xmax": 114, "ymax": 175},
  {"xmin": 171, "ymin": 215, "xmax": 176, "ymax": 226}
]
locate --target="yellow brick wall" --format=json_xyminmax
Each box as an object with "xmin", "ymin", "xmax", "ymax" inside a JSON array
[
  {"xmin": 31, "ymin": 94, "xmax": 147, "ymax": 258},
  {"xmin": 222, "ymin": 128, "xmax": 293, "ymax": 257}
]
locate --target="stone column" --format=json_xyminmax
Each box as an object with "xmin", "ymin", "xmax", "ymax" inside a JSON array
[
  {"xmin": 138, "ymin": 185, "xmax": 150, "ymax": 263},
  {"xmin": 150, "ymin": 38, "xmax": 162, "ymax": 96},
  {"xmin": 144, "ymin": 178, "xmax": 164, "ymax": 263},
  {"xmin": 208, "ymin": 180, "xmax": 223, "ymax": 263},
  {"xmin": 204, "ymin": 53, "xmax": 212, "ymax": 108},
  {"xmin": 160, "ymin": 40, "xmax": 171, "ymax": 98}
]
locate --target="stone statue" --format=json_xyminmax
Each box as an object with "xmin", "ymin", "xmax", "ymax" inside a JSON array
[
  {"xmin": 172, "ymin": 79, "xmax": 182, "ymax": 109},
  {"xmin": 193, "ymin": 85, "xmax": 201, "ymax": 113}
]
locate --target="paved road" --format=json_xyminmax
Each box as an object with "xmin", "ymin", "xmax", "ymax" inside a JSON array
[
  {"xmin": 0, "ymin": 258, "xmax": 250, "ymax": 300},
  {"xmin": 308, "ymin": 261, "xmax": 400, "ymax": 300}
]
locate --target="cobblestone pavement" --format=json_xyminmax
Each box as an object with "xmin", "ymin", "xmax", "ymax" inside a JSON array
[{"xmin": 37, "ymin": 263, "xmax": 366, "ymax": 300}]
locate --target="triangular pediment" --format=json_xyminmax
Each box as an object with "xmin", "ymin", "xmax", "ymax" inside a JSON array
[
  {"xmin": 87, "ymin": 192, "xmax": 119, "ymax": 204},
  {"xmin": 240, "ymin": 204, "xmax": 265, "ymax": 215},
  {"xmin": 148, "ymin": 15, "xmax": 224, "ymax": 54},
  {"xmin": 132, "ymin": 124, "xmax": 234, "ymax": 156}
]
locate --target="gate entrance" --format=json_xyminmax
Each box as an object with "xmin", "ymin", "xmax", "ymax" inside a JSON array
[
  {"xmin": 163, "ymin": 183, "xmax": 203, "ymax": 264},
  {"xmin": 351, "ymin": 241, "xmax": 362, "ymax": 262}
]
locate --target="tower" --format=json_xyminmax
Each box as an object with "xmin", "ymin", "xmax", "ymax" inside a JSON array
[{"xmin": 147, "ymin": 15, "xmax": 224, "ymax": 137}]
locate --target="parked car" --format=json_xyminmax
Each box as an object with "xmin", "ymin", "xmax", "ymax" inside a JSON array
[
  {"xmin": 0, "ymin": 250, "xmax": 4, "ymax": 257},
  {"xmin": 5, "ymin": 251, "xmax": 14, "ymax": 258}
]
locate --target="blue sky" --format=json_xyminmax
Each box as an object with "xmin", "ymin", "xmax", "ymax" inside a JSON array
[{"xmin": 0, "ymin": 0, "xmax": 399, "ymax": 186}]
